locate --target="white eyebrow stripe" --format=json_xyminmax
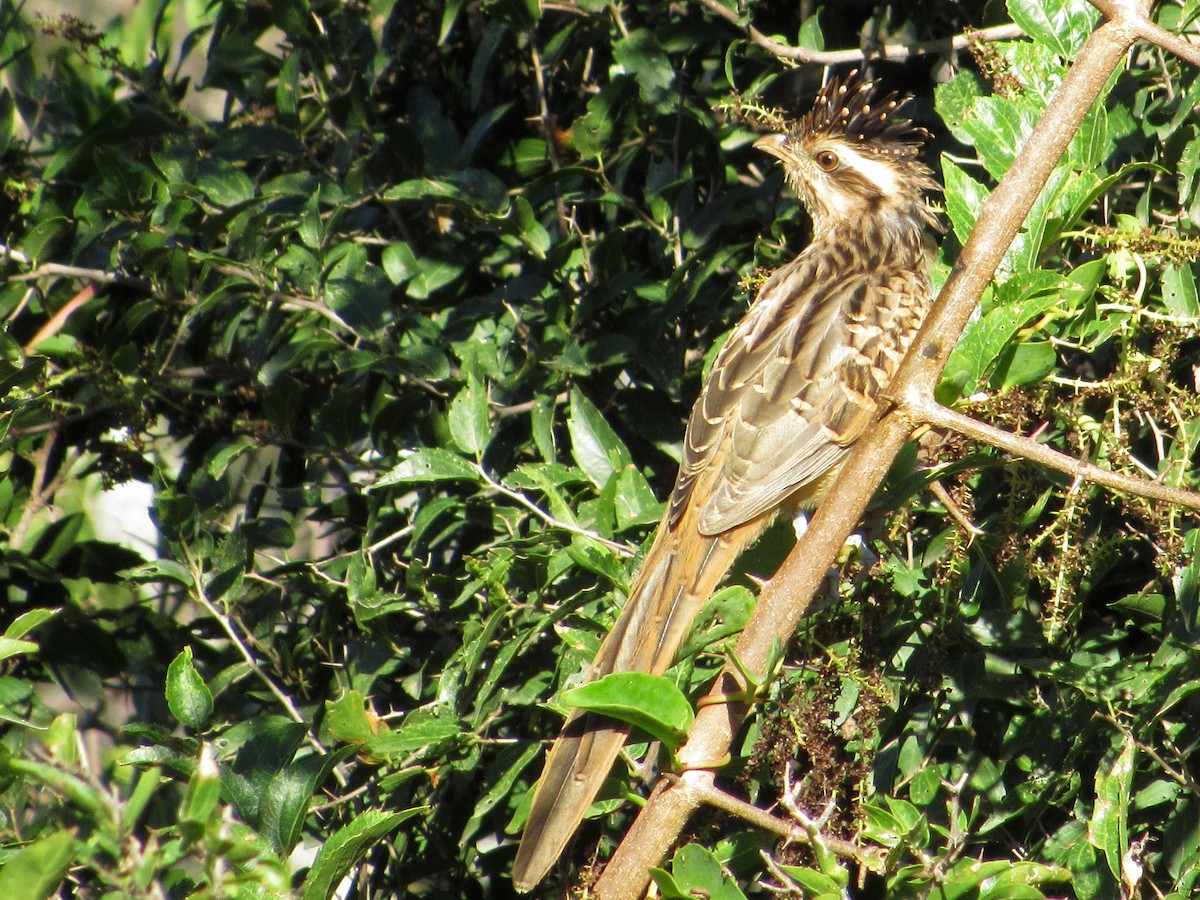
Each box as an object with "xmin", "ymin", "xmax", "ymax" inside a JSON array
[{"xmin": 835, "ymin": 146, "xmax": 901, "ymax": 197}]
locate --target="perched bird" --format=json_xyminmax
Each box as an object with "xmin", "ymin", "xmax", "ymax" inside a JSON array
[{"xmin": 513, "ymin": 71, "xmax": 941, "ymax": 892}]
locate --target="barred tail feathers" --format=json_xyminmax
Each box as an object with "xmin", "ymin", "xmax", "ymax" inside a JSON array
[{"xmin": 513, "ymin": 514, "xmax": 765, "ymax": 891}]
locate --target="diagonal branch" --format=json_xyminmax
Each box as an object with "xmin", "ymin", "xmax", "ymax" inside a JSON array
[{"xmin": 591, "ymin": 2, "xmax": 1180, "ymax": 897}]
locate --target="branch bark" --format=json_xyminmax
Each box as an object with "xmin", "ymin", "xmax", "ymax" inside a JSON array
[
  {"xmin": 904, "ymin": 390, "xmax": 1200, "ymax": 512},
  {"xmin": 592, "ymin": 3, "xmax": 1174, "ymax": 897},
  {"xmin": 689, "ymin": 0, "xmax": 1025, "ymax": 65}
]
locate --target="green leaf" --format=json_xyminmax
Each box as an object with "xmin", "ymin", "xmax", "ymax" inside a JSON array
[
  {"xmin": 1162, "ymin": 264, "xmax": 1200, "ymax": 317},
  {"xmin": 223, "ymin": 718, "xmax": 307, "ymax": 824},
  {"xmin": 2, "ymin": 757, "xmax": 107, "ymax": 819},
  {"xmin": 797, "ymin": 11, "xmax": 825, "ymax": 51},
  {"xmin": 1070, "ymin": 102, "xmax": 1109, "ymax": 171},
  {"xmin": 449, "ymin": 376, "xmax": 490, "ymax": 454},
  {"xmin": 772, "ymin": 863, "xmax": 847, "ymax": 896},
  {"xmin": 0, "ymin": 828, "xmax": 76, "ymax": 899},
  {"xmin": 373, "ymin": 449, "xmax": 482, "ymax": 488},
  {"xmin": 651, "ymin": 843, "xmax": 749, "ymax": 900},
  {"xmin": 995, "ymin": 341, "xmax": 1056, "ymax": 390},
  {"xmin": 439, "ymin": 0, "xmax": 469, "ymax": 43},
  {"xmin": 941, "ymin": 857, "xmax": 1070, "ymax": 898},
  {"xmin": 382, "ymin": 241, "xmax": 418, "ymax": 285},
  {"xmin": 935, "ymin": 72, "xmax": 985, "ymax": 147},
  {"xmin": 460, "ymin": 742, "xmax": 541, "ymax": 846},
  {"xmin": 46, "ymin": 714, "xmax": 78, "ymax": 766},
  {"xmin": 197, "ymin": 165, "xmax": 256, "ymax": 207},
  {"xmin": 1089, "ymin": 735, "xmax": 1135, "ymax": 881},
  {"xmin": 1008, "ymin": 0, "xmax": 1100, "ymax": 59},
  {"xmin": 613, "ymin": 30, "xmax": 675, "ymax": 105},
  {"xmin": 301, "ymin": 808, "xmax": 424, "ymax": 900},
  {"xmin": 530, "ymin": 395, "xmax": 558, "ymax": 462},
  {"xmin": 614, "ymin": 464, "xmax": 664, "ymax": 529},
  {"xmin": 276, "ymin": 49, "xmax": 301, "ymax": 121},
  {"xmin": 567, "ymin": 388, "xmax": 633, "ymax": 489},
  {"xmin": 166, "ymin": 647, "xmax": 214, "ymax": 731},
  {"xmin": 510, "ymin": 193, "xmax": 551, "ymax": 257},
  {"xmin": 407, "ymin": 255, "xmax": 466, "ymax": 299},
  {"xmin": 863, "ymin": 797, "xmax": 927, "ymax": 848},
  {"xmin": 560, "ymin": 672, "xmax": 694, "ymax": 750},
  {"xmin": 943, "ymin": 285, "xmax": 1060, "ymax": 394},
  {"xmin": 262, "ymin": 747, "xmax": 352, "ymax": 854},
  {"xmin": 324, "ymin": 244, "xmax": 392, "ymax": 333},
  {"xmin": 366, "ymin": 704, "xmax": 462, "ymax": 757},
  {"xmin": 572, "ymin": 78, "xmax": 630, "ymax": 157},
  {"xmin": 0, "ymin": 89, "xmax": 14, "ymax": 157},
  {"xmin": 120, "ymin": 559, "xmax": 195, "ymax": 586},
  {"xmin": 178, "ymin": 744, "xmax": 222, "ymax": 838},
  {"xmin": 909, "ymin": 764, "xmax": 941, "ymax": 806},
  {"xmin": 325, "ymin": 690, "xmax": 379, "ymax": 745},
  {"xmin": 298, "ymin": 190, "xmax": 325, "ymax": 249},
  {"xmin": 0, "ymin": 636, "xmax": 38, "ymax": 662},
  {"xmin": 967, "ymin": 96, "xmax": 1040, "ymax": 180},
  {"xmin": 384, "ymin": 169, "xmax": 509, "ymax": 214},
  {"xmin": 942, "ymin": 158, "xmax": 990, "ymax": 246}
]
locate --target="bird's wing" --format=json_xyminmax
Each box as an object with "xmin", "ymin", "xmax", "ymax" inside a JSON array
[{"xmin": 669, "ymin": 258, "xmax": 924, "ymax": 536}]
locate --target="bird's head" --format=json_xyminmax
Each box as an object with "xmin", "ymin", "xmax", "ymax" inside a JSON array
[{"xmin": 755, "ymin": 72, "xmax": 939, "ymax": 234}]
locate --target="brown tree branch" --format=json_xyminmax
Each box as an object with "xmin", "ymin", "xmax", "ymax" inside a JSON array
[
  {"xmin": 1091, "ymin": 0, "xmax": 1200, "ymax": 67},
  {"xmin": 689, "ymin": 0, "xmax": 1025, "ymax": 65},
  {"xmin": 684, "ymin": 775, "xmax": 888, "ymax": 872},
  {"xmin": 592, "ymin": 2, "xmax": 1172, "ymax": 897},
  {"xmin": 903, "ymin": 389, "xmax": 1200, "ymax": 511}
]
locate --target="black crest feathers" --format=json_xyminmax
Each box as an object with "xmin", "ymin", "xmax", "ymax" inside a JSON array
[{"xmin": 794, "ymin": 69, "xmax": 929, "ymax": 158}]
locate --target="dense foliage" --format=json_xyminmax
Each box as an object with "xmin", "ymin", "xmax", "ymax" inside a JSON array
[{"xmin": 2, "ymin": 0, "xmax": 1200, "ymax": 897}]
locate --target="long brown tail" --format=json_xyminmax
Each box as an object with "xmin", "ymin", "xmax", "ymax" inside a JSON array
[{"xmin": 513, "ymin": 512, "xmax": 766, "ymax": 891}]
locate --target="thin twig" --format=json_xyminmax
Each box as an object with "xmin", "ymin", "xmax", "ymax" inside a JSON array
[
  {"xmin": 530, "ymin": 40, "xmax": 570, "ymax": 236},
  {"xmin": 185, "ymin": 574, "xmax": 350, "ymax": 787},
  {"xmin": 9, "ymin": 262, "xmax": 152, "ymax": 289},
  {"xmin": 493, "ymin": 390, "xmax": 570, "ymax": 417},
  {"xmin": 269, "ymin": 291, "xmax": 360, "ymax": 338},
  {"xmin": 473, "ymin": 462, "xmax": 637, "ymax": 557},
  {"xmin": 689, "ymin": 0, "xmax": 1025, "ymax": 65},
  {"xmin": 928, "ymin": 478, "xmax": 983, "ymax": 539},
  {"xmin": 0, "ymin": 243, "xmax": 153, "ymax": 290},
  {"xmin": 903, "ymin": 388, "xmax": 1200, "ymax": 512},
  {"xmin": 683, "ymin": 776, "xmax": 886, "ymax": 872},
  {"xmin": 179, "ymin": 543, "xmax": 322, "ymax": 746}
]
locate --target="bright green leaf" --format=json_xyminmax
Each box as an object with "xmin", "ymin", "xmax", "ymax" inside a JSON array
[
  {"xmin": 567, "ymin": 388, "xmax": 633, "ymax": 489},
  {"xmin": 560, "ymin": 672, "xmax": 694, "ymax": 750},
  {"xmin": 0, "ymin": 636, "xmax": 38, "ymax": 662},
  {"xmin": 0, "ymin": 828, "xmax": 76, "ymax": 899},
  {"xmin": 166, "ymin": 647, "xmax": 214, "ymax": 731},
  {"xmin": 1089, "ymin": 735, "xmax": 1135, "ymax": 881},
  {"xmin": 326, "ymin": 690, "xmax": 379, "ymax": 745},
  {"xmin": 651, "ymin": 843, "xmax": 749, "ymax": 900},
  {"xmin": 373, "ymin": 449, "xmax": 482, "ymax": 488},
  {"xmin": 449, "ymin": 376, "xmax": 490, "ymax": 454},
  {"xmin": 1008, "ymin": 0, "xmax": 1100, "ymax": 59},
  {"xmin": 366, "ymin": 704, "xmax": 462, "ymax": 757},
  {"xmin": 301, "ymin": 809, "xmax": 424, "ymax": 900}
]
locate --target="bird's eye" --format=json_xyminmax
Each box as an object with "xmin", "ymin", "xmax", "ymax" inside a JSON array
[{"xmin": 815, "ymin": 150, "xmax": 839, "ymax": 171}]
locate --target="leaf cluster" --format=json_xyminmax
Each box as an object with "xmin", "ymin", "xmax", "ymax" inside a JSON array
[{"xmin": 0, "ymin": 0, "xmax": 1199, "ymax": 898}]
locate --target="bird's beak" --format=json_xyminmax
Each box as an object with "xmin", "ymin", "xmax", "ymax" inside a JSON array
[{"xmin": 754, "ymin": 133, "xmax": 789, "ymax": 160}]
